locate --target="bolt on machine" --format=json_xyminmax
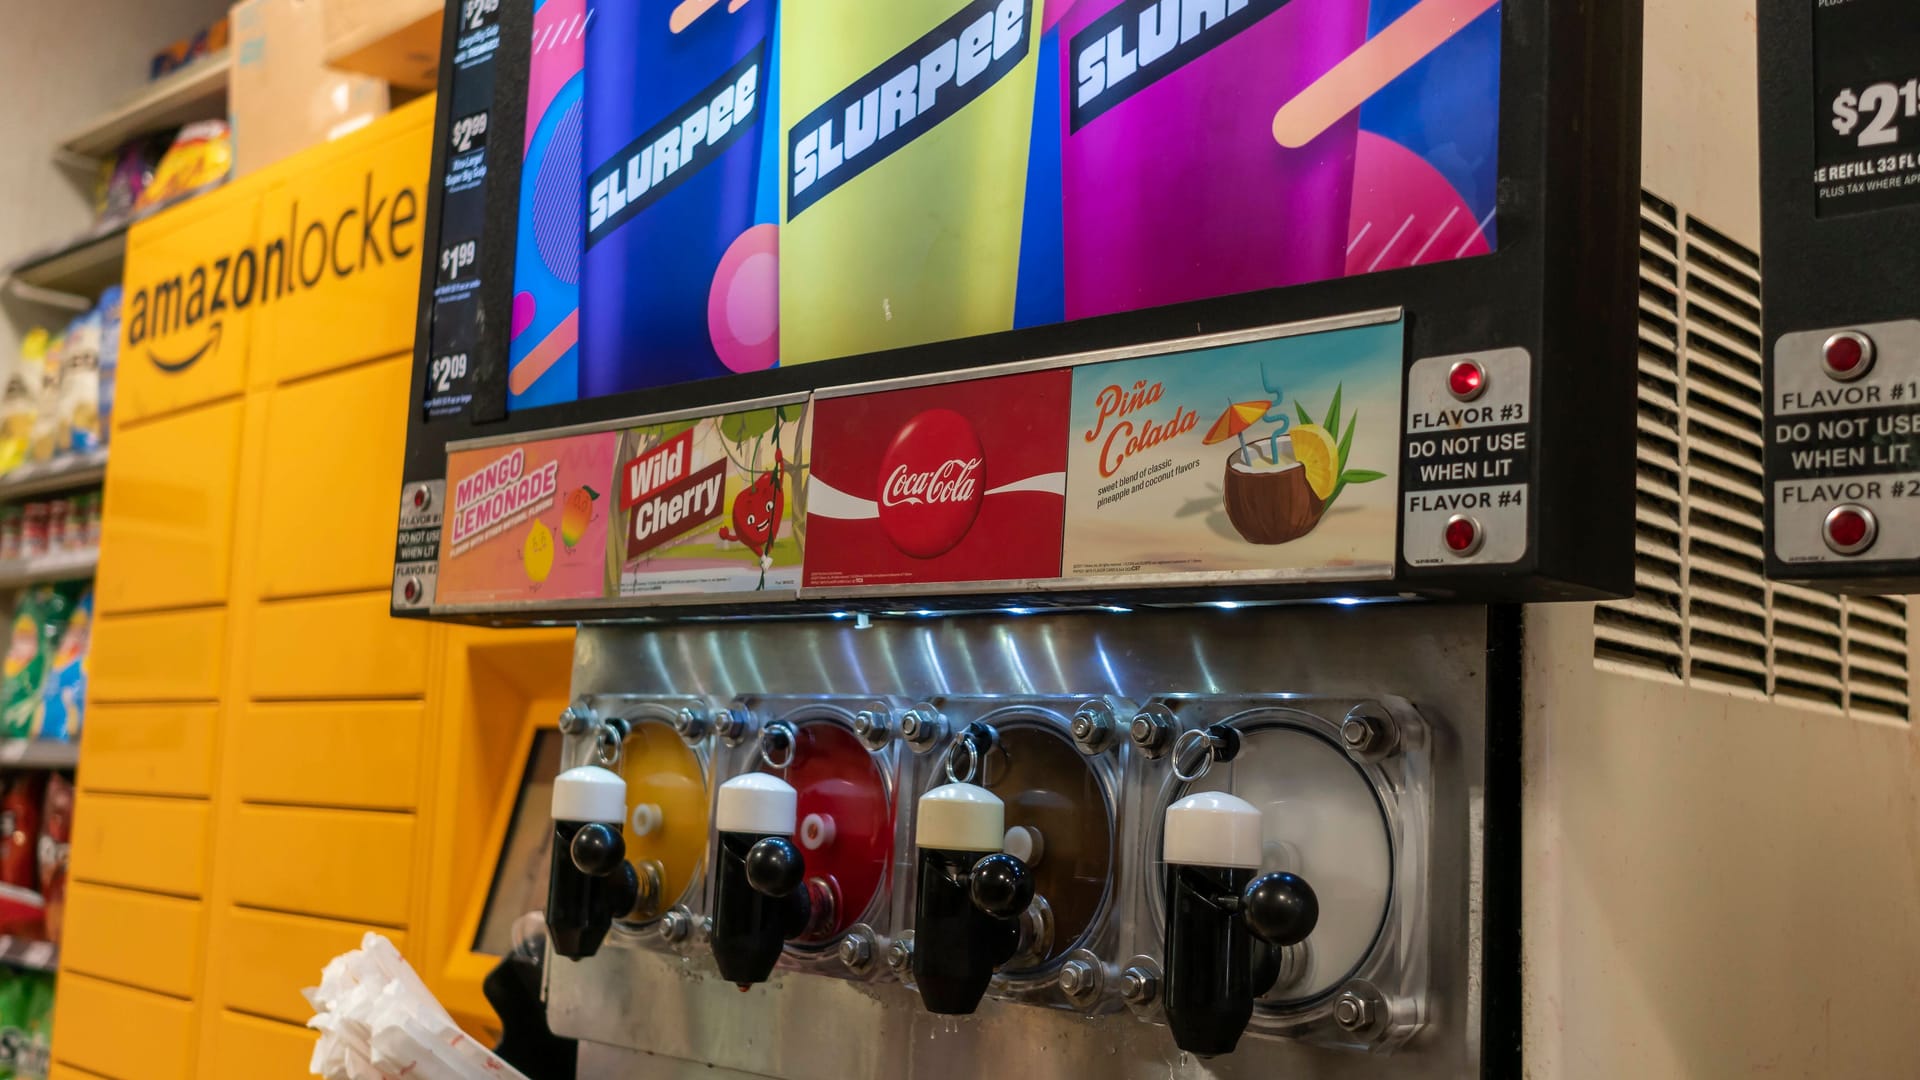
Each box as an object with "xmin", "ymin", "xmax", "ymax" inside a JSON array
[{"xmin": 394, "ymin": 0, "xmax": 1642, "ymax": 1076}]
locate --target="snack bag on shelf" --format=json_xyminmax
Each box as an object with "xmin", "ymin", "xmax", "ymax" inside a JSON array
[
  {"xmin": 0, "ymin": 774, "xmax": 43, "ymax": 899},
  {"xmin": 0, "ymin": 969, "xmax": 22, "ymax": 1080},
  {"xmin": 40, "ymin": 590, "xmax": 90, "ymax": 742},
  {"xmin": 95, "ymin": 286, "xmax": 120, "ymax": 446},
  {"xmin": 57, "ymin": 309, "xmax": 102, "ymax": 455},
  {"xmin": 1, "ymin": 588, "xmax": 76, "ymax": 740},
  {"xmin": 26, "ymin": 330, "xmax": 63, "ymax": 467},
  {"xmin": 37, "ymin": 776, "xmax": 70, "ymax": 945},
  {"xmin": 0, "ymin": 333, "xmax": 46, "ymax": 477},
  {"xmin": 136, "ymin": 120, "xmax": 233, "ymax": 211}
]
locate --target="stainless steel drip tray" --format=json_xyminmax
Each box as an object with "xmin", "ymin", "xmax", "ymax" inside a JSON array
[{"xmin": 557, "ymin": 945, "xmax": 1473, "ymax": 1080}]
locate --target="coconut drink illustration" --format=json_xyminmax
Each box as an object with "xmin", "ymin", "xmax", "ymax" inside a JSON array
[{"xmin": 1207, "ymin": 383, "xmax": 1385, "ymax": 546}]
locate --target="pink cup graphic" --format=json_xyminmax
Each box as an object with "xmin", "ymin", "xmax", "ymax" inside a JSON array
[{"xmin": 1058, "ymin": 0, "xmax": 1370, "ymax": 320}]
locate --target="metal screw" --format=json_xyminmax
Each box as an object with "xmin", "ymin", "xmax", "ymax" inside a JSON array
[
  {"xmin": 899, "ymin": 708, "xmax": 944, "ymax": 750},
  {"xmin": 1070, "ymin": 700, "xmax": 1115, "ymax": 753},
  {"xmin": 658, "ymin": 910, "xmax": 691, "ymax": 944},
  {"xmin": 713, "ymin": 709, "xmax": 749, "ymax": 742},
  {"xmin": 1339, "ymin": 704, "xmax": 1399, "ymax": 760},
  {"xmin": 558, "ymin": 704, "xmax": 595, "ymax": 735},
  {"xmin": 886, "ymin": 937, "xmax": 914, "ymax": 975},
  {"xmin": 838, "ymin": 930, "xmax": 875, "ymax": 973},
  {"xmin": 672, "ymin": 706, "xmax": 709, "ymax": 741},
  {"xmin": 1119, "ymin": 966, "xmax": 1158, "ymax": 1006},
  {"xmin": 698, "ymin": 916, "xmax": 714, "ymax": 944},
  {"xmin": 1058, "ymin": 959, "xmax": 1097, "ymax": 997},
  {"xmin": 1333, "ymin": 989, "xmax": 1374, "ymax": 1033},
  {"xmin": 1128, "ymin": 709, "xmax": 1172, "ymax": 755},
  {"xmin": 852, "ymin": 709, "xmax": 890, "ymax": 748}
]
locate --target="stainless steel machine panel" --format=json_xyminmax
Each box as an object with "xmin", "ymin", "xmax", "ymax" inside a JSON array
[{"xmin": 548, "ymin": 604, "xmax": 1492, "ymax": 1079}]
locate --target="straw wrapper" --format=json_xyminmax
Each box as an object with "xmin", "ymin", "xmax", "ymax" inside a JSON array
[{"xmin": 305, "ymin": 932, "xmax": 530, "ymax": 1080}]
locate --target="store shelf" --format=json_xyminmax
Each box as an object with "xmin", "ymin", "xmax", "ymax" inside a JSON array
[
  {"xmin": 60, "ymin": 48, "xmax": 232, "ymax": 160},
  {"xmin": 0, "ymin": 451, "xmax": 107, "ymax": 503},
  {"xmin": 0, "ymin": 936, "xmax": 56, "ymax": 974},
  {"xmin": 0, "ymin": 740, "xmax": 78, "ymax": 770},
  {"xmin": 0, "ymin": 549, "xmax": 98, "ymax": 591},
  {"xmin": 4, "ymin": 224, "xmax": 128, "ymax": 303}
]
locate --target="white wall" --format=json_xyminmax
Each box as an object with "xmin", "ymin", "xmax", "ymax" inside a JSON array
[
  {"xmin": 0, "ymin": 0, "xmax": 232, "ymax": 351},
  {"xmin": 1525, "ymin": 3, "xmax": 1920, "ymax": 1075}
]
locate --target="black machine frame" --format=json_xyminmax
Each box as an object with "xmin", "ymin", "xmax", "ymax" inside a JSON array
[
  {"xmin": 1759, "ymin": 0, "xmax": 1920, "ymax": 594},
  {"xmin": 398, "ymin": 0, "xmax": 1643, "ymax": 620}
]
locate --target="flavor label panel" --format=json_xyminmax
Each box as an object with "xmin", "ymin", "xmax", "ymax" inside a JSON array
[
  {"xmin": 1400, "ymin": 347, "xmax": 1531, "ymax": 567},
  {"xmin": 1770, "ymin": 319, "xmax": 1920, "ymax": 565},
  {"xmin": 803, "ymin": 370, "xmax": 1071, "ymax": 590},
  {"xmin": 438, "ymin": 431, "xmax": 618, "ymax": 605},
  {"xmin": 613, "ymin": 404, "xmax": 808, "ymax": 596},
  {"xmin": 1061, "ymin": 321, "xmax": 1403, "ymax": 582}
]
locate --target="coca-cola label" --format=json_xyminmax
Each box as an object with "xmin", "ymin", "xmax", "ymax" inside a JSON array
[
  {"xmin": 804, "ymin": 370, "xmax": 1071, "ymax": 588},
  {"xmin": 877, "ymin": 410, "xmax": 986, "ymax": 558}
]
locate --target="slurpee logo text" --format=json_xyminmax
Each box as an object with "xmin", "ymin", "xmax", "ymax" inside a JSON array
[
  {"xmin": 1070, "ymin": 0, "xmax": 1292, "ymax": 130},
  {"xmin": 1085, "ymin": 379, "xmax": 1198, "ymax": 477},
  {"xmin": 587, "ymin": 47, "xmax": 765, "ymax": 245},
  {"xmin": 788, "ymin": 0, "xmax": 1031, "ymax": 217},
  {"xmin": 450, "ymin": 448, "xmax": 560, "ymax": 551}
]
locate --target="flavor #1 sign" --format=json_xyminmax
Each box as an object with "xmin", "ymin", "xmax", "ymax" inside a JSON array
[
  {"xmin": 612, "ymin": 404, "xmax": 808, "ymax": 596},
  {"xmin": 438, "ymin": 431, "xmax": 617, "ymax": 605},
  {"xmin": 804, "ymin": 370, "xmax": 1070, "ymax": 589},
  {"xmin": 1062, "ymin": 320, "xmax": 1403, "ymax": 582}
]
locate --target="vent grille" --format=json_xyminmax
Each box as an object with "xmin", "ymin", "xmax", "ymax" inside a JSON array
[{"xmin": 1594, "ymin": 192, "xmax": 1910, "ymax": 722}]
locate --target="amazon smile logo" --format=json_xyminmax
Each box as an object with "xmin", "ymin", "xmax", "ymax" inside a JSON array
[{"xmin": 126, "ymin": 174, "xmax": 421, "ymax": 375}]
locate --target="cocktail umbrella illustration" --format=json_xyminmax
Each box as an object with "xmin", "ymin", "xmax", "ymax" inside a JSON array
[{"xmin": 1203, "ymin": 401, "xmax": 1273, "ymax": 467}]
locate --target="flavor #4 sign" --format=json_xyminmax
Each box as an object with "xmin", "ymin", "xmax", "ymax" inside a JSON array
[
  {"xmin": 1062, "ymin": 320, "xmax": 1403, "ymax": 582},
  {"xmin": 438, "ymin": 432, "xmax": 617, "ymax": 605},
  {"xmin": 804, "ymin": 371, "xmax": 1069, "ymax": 589},
  {"xmin": 612, "ymin": 404, "xmax": 807, "ymax": 596}
]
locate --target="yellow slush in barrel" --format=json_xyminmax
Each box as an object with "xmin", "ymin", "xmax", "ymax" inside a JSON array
[
  {"xmin": 780, "ymin": 0, "xmax": 1045, "ymax": 365},
  {"xmin": 618, "ymin": 721, "xmax": 710, "ymax": 917}
]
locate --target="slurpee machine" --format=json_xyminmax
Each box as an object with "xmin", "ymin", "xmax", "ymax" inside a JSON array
[{"xmin": 396, "ymin": 0, "xmax": 1641, "ymax": 1076}]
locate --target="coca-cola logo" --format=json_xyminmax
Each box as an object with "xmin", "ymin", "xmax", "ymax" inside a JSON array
[{"xmin": 876, "ymin": 409, "xmax": 985, "ymax": 558}]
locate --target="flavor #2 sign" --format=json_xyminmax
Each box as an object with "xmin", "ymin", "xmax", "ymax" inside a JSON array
[
  {"xmin": 804, "ymin": 371, "xmax": 1070, "ymax": 589},
  {"xmin": 438, "ymin": 432, "xmax": 617, "ymax": 605},
  {"xmin": 509, "ymin": 0, "xmax": 1501, "ymax": 406},
  {"xmin": 1062, "ymin": 320, "xmax": 1402, "ymax": 582},
  {"xmin": 613, "ymin": 404, "xmax": 807, "ymax": 596}
]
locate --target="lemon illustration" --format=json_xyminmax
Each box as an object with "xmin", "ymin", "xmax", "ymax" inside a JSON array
[
  {"xmin": 523, "ymin": 518, "xmax": 555, "ymax": 584},
  {"xmin": 1291, "ymin": 424, "xmax": 1341, "ymax": 500}
]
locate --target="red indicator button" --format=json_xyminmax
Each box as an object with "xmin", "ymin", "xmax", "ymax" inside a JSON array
[
  {"xmin": 1447, "ymin": 360, "xmax": 1487, "ymax": 402},
  {"xmin": 1822, "ymin": 504, "xmax": 1877, "ymax": 556},
  {"xmin": 1822, "ymin": 331, "xmax": 1875, "ymax": 381},
  {"xmin": 402, "ymin": 577, "xmax": 422, "ymax": 603},
  {"xmin": 1443, "ymin": 514, "xmax": 1484, "ymax": 557}
]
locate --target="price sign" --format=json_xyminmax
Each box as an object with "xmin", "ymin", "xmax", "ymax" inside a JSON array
[{"xmin": 1814, "ymin": 0, "xmax": 1920, "ymax": 216}]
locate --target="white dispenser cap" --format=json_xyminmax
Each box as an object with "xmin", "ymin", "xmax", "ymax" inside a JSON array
[
  {"xmin": 1164, "ymin": 792, "xmax": 1263, "ymax": 869},
  {"xmin": 916, "ymin": 783, "xmax": 1006, "ymax": 852},
  {"xmin": 717, "ymin": 773, "xmax": 799, "ymax": 835},
  {"xmin": 551, "ymin": 766, "xmax": 627, "ymax": 824}
]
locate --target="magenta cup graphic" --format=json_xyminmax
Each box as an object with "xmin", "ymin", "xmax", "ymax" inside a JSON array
[{"xmin": 1058, "ymin": 0, "xmax": 1370, "ymax": 320}]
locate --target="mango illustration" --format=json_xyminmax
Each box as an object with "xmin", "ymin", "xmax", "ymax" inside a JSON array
[
  {"xmin": 524, "ymin": 518, "xmax": 555, "ymax": 584},
  {"xmin": 560, "ymin": 485, "xmax": 599, "ymax": 548}
]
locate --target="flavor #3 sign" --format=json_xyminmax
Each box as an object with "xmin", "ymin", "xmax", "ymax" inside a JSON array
[
  {"xmin": 613, "ymin": 404, "xmax": 807, "ymax": 596},
  {"xmin": 518, "ymin": 0, "xmax": 1500, "ymax": 405},
  {"xmin": 438, "ymin": 432, "xmax": 617, "ymax": 605},
  {"xmin": 804, "ymin": 371, "xmax": 1070, "ymax": 589},
  {"xmin": 1063, "ymin": 320, "xmax": 1402, "ymax": 582}
]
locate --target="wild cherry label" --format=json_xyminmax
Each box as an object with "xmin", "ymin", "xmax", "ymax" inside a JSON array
[{"xmin": 877, "ymin": 410, "xmax": 985, "ymax": 558}]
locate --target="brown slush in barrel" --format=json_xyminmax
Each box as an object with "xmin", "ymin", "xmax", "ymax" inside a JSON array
[{"xmin": 978, "ymin": 724, "xmax": 1111, "ymax": 965}]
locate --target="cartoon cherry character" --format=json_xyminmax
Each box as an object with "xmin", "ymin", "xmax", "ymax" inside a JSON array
[{"xmin": 720, "ymin": 450, "xmax": 785, "ymax": 580}]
